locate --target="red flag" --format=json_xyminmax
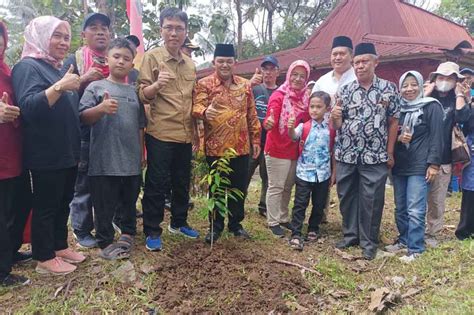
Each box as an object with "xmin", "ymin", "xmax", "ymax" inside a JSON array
[{"xmin": 126, "ymin": 0, "xmax": 145, "ymax": 66}]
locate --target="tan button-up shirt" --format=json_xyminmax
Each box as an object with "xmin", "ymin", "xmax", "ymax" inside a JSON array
[{"xmin": 137, "ymin": 47, "xmax": 196, "ymax": 143}]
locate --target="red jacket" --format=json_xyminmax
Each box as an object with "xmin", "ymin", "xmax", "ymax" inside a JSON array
[
  {"xmin": 0, "ymin": 21, "xmax": 21, "ymax": 180},
  {"xmin": 263, "ymin": 90, "xmax": 310, "ymax": 160}
]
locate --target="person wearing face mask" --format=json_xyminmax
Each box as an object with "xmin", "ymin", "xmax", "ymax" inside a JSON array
[
  {"xmin": 386, "ymin": 71, "xmax": 444, "ymax": 263},
  {"xmin": 424, "ymin": 61, "xmax": 471, "ymax": 246}
]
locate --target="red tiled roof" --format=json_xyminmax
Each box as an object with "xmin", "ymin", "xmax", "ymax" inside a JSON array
[{"xmin": 198, "ymin": 0, "xmax": 473, "ymax": 78}]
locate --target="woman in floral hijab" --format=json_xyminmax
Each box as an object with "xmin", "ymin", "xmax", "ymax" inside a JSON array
[{"xmin": 263, "ymin": 60, "xmax": 311, "ymax": 237}]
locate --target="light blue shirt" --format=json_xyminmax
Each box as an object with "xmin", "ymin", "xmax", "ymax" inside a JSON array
[{"xmin": 294, "ymin": 119, "xmax": 331, "ymax": 183}]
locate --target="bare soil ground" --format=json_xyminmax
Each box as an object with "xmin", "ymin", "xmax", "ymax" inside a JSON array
[{"xmin": 1, "ymin": 183, "xmax": 473, "ymax": 314}]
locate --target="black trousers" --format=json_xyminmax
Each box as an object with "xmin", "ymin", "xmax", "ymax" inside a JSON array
[
  {"xmin": 336, "ymin": 162, "xmax": 388, "ymax": 253},
  {"xmin": 31, "ymin": 167, "xmax": 77, "ymax": 262},
  {"xmin": 456, "ymin": 189, "xmax": 474, "ymax": 240},
  {"xmin": 290, "ymin": 177, "xmax": 330, "ymax": 237},
  {"xmin": 0, "ymin": 173, "xmax": 32, "ymax": 279},
  {"xmin": 142, "ymin": 135, "xmax": 192, "ymax": 237},
  {"xmin": 246, "ymin": 147, "xmax": 268, "ymax": 211},
  {"xmin": 90, "ymin": 175, "xmax": 140, "ymax": 249},
  {"xmin": 206, "ymin": 155, "xmax": 249, "ymax": 233}
]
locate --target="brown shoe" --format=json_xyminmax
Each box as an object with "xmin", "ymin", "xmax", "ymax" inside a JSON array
[
  {"xmin": 36, "ymin": 257, "xmax": 76, "ymax": 275},
  {"xmin": 55, "ymin": 248, "xmax": 86, "ymax": 264}
]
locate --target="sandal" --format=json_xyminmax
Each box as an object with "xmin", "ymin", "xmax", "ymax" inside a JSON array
[
  {"xmin": 99, "ymin": 243, "xmax": 130, "ymax": 260},
  {"xmin": 117, "ymin": 234, "xmax": 134, "ymax": 252},
  {"xmin": 306, "ymin": 231, "xmax": 319, "ymax": 242},
  {"xmin": 289, "ymin": 236, "xmax": 304, "ymax": 251}
]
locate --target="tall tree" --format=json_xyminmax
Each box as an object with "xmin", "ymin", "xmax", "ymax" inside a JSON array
[{"xmin": 436, "ymin": 0, "xmax": 474, "ymax": 33}]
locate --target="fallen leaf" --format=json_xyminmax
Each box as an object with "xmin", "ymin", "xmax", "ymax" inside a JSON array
[
  {"xmin": 369, "ymin": 287, "xmax": 402, "ymax": 313},
  {"xmin": 285, "ymin": 301, "xmax": 309, "ymax": 312},
  {"xmin": 334, "ymin": 248, "xmax": 357, "ymax": 261},
  {"xmin": 0, "ymin": 292, "xmax": 13, "ymax": 302},
  {"xmin": 391, "ymin": 276, "xmax": 405, "ymax": 287},
  {"xmin": 402, "ymin": 288, "xmax": 422, "ymax": 298},
  {"xmin": 329, "ymin": 290, "xmax": 350, "ymax": 299},
  {"xmin": 140, "ymin": 263, "xmax": 158, "ymax": 274},
  {"xmin": 369, "ymin": 287, "xmax": 390, "ymax": 312},
  {"xmin": 112, "ymin": 261, "xmax": 136, "ymax": 284}
]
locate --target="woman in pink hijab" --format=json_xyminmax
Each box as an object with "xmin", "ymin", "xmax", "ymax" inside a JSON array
[
  {"xmin": 12, "ymin": 16, "xmax": 84, "ymax": 275},
  {"xmin": 263, "ymin": 60, "xmax": 311, "ymax": 237}
]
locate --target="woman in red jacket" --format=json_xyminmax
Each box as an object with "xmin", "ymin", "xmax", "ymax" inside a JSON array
[
  {"xmin": 0, "ymin": 21, "xmax": 30, "ymax": 288},
  {"xmin": 263, "ymin": 60, "xmax": 311, "ymax": 237}
]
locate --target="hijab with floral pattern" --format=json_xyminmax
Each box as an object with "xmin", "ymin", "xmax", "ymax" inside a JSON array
[
  {"xmin": 21, "ymin": 16, "xmax": 71, "ymax": 69},
  {"xmin": 277, "ymin": 60, "xmax": 311, "ymax": 135}
]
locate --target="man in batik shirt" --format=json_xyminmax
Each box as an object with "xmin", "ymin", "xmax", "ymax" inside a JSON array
[
  {"xmin": 193, "ymin": 44, "xmax": 261, "ymax": 244},
  {"xmin": 331, "ymin": 43, "xmax": 400, "ymax": 260}
]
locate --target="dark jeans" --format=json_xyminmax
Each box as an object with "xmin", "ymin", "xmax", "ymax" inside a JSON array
[
  {"xmin": 456, "ymin": 189, "xmax": 474, "ymax": 240},
  {"xmin": 142, "ymin": 135, "xmax": 192, "ymax": 237},
  {"xmin": 246, "ymin": 147, "xmax": 267, "ymax": 212},
  {"xmin": 336, "ymin": 162, "xmax": 388, "ymax": 253},
  {"xmin": 0, "ymin": 173, "xmax": 32, "ymax": 279},
  {"xmin": 90, "ymin": 175, "xmax": 140, "ymax": 249},
  {"xmin": 31, "ymin": 167, "xmax": 77, "ymax": 262},
  {"xmin": 70, "ymin": 141, "xmax": 93, "ymax": 238},
  {"xmin": 206, "ymin": 155, "xmax": 249, "ymax": 233},
  {"xmin": 291, "ymin": 177, "xmax": 330, "ymax": 237}
]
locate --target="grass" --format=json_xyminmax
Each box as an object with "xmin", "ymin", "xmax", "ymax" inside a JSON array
[{"xmin": 1, "ymin": 183, "xmax": 473, "ymax": 313}]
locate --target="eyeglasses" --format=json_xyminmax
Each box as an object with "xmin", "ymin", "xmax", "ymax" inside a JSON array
[{"xmin": 162, "ymin": 26, "xmax": 186, "ymax": 34}]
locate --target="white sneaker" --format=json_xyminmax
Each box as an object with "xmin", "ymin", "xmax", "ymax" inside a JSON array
[{"xmin": 399, "ymin": 253, "xmax": 421, "ymax": 263}]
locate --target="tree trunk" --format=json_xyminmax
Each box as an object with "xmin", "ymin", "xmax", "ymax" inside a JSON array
[
  {"xmin": 234, "ymin": 0, "xmax": 243, "ymax": 59},
  {"xmin": 268, "ymin": 9, "xmax": 273, "ymax": 43}
]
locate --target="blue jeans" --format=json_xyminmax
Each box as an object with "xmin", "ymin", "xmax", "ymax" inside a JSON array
[
  {"xmin": 393, "ymin": 175, "xmax": 428, "ymax": 254},
  {"xmin": 70, "ymin": 141, "xmax": 93, "ymax": 237}
]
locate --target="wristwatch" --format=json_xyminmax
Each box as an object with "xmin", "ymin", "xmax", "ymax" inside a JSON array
[{"xmin": 53, "ymin": 83, "xmax": 62, "ymax": 93}]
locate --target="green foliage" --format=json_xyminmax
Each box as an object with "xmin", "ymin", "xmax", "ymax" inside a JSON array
[
  {"xmin": 274, "ymin": 17, "xmax": 309, "ymax": 51},
  {"xmin": 199, "ymin": 148, "xmax": 244, "ymax": 248},
  {"xmin": 436, "ymin": 0, "xmax": 474, "ymax": 33}
]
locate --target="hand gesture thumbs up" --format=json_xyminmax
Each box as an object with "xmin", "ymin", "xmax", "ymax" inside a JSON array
[
  {"xmin": 265, "ymin": 108, "xmax": 275, "ymax": 130},
  {"xmin": 331, "ymin": 98, "xmax": 342, "ymax": 121},
  {"xmin": 0, "ymin": 92, "xmax": 20, "ymax": 123},
  {"xmin": 58, "ymin": 64, "xmax": 80, "ymax": 92},
  {"xmin": 67, "ymin": 64, "xmax": 75, "ymax": 74},
  {"xmin": 250, "ymin": 67, "xmax": 263, "ymax": 87},
  {"xmin": 159, "ymin": 62, "xmax": 166, "ymax": 72},
  {"xmin": 100, "ymin": 91, "xmax": 119, "ymax": 115},
  {"xmin": 287, "ymin": 111, "xmax": 296, "ymax": 129},
  {"xmin": 155, "ymin": 61, "xmax": 173, "ymax": 91},
  {"xmin": 1, "ymin": 92, "xmax": 9, "ymax": 104}
]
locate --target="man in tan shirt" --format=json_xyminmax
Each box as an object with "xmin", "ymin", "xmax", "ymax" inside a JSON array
[{"xmin": 137, "ymin": 7, "xmax": 198, "ymax": 251}]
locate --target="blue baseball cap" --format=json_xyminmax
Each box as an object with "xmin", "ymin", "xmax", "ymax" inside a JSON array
[
  {"xmin": 261, "ymin": 55, "xmax": 279, "ymax": 68},
  {"xmin": 460, "ymin": 68, "xmax": 474, "ymax": 75},
  {"xmin": 82, "ymin": 12, "xmax": 110, "ymax": 31}
]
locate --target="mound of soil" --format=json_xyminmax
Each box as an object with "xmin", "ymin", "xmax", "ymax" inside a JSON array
[{"xmin": 149, "ymin": 240, "xmax": 315, "ymax": 313}]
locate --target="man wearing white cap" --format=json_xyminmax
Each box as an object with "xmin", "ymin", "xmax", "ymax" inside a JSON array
[{"xmin": 424, "ymin": 61, "xmax": 471, "ymax": 245}]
